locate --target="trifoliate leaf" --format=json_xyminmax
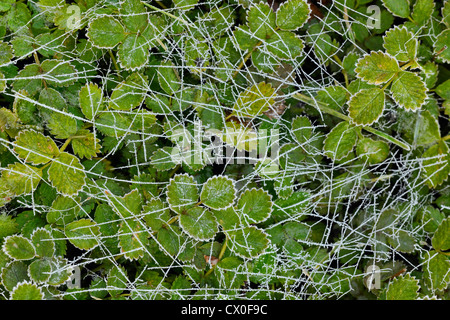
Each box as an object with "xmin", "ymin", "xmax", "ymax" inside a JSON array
[
  {"xmin": 422, "ymin": 250, "xmax": 450, "ymax": 291},
  {"xmin": 432, "ymin": 217, "xmax": 450, "ymax": 253},
  {"xmin": 109, "ymin": 72, "xmax": 147, "ymax": 110},
  {"xmin": 237, "ymin": 188, "xmax": 273, "ymax": 225},
  {"xmin": 11, "ymin": 281, "xmax": 43, "ymax": 300},
  {"xmin": 355, "ymin": 51, "xmax": 399, "ymax": 85},
  {"xmin": 179, "ymin": 207, "xmax": 218, "ymax": 241},
  {"xmin": 158, "ymin": 60, "xmax": 180, "ymax": 95},
  {"xmin": 1, "ymin": 261, "xmax": 29, "ymax": 292},
  {"xmin": 14, "ymin": 130, "xmax": 59, "ymax": 165},
  {"xmin": 166, "ymin": 174, "xmax": 198, "ymax": 214},
  {"xmin": 28, "ymin": 259, "xmax": 51, "ymax": 284},
  {"xmin": 0, "ymin": 163, "xmax": 42, "ymax": 196},
  {"xmin": 46, "ymin": 111, "xmax": 78, "ymax": 139},
  {"xmin": 142, "ymin": 198, "xmax": 171, "ymax": 231},
  {"xmin": 275, "ymin": 0, "xmax": 310, "ymax": 31},
  {"xmin": 227, "ymin": 226, "xmax": 269, "ymax": 259},
  {"xmin": 381, "ymin": 0, "xmax": 410, "ymax": 18},
  {"xmin": 385, "ymin": 274, "xmax": 419, "ymax": 300},
  {"xmin": 2, "ymin": 235, "xmax": 35, "ymax": 260},
  {"xmin": 348, "ymin": 88, "xmax": 385, "ymax": 125},
  {"xmin": 64, "ymin": 219, "xmax": 100, "ymax": 250},
  {"xmin": 200, "ymin": 175, "xmax": 236, "ymax": 210},
  {"xmin": 118, "ymin": 219, "xmax": 149, "ymax": 261},
  {"xmin": 47, "ymin": 195, "xmax": 79, "ymax": 225},
  {"xmin": 292, "ymin": 116, "xmax": 312, "ymax": 145},
  {"xmin": 232, "ymin": 82, "xmax": 276, "ymax": 118},
  {"xmin": 434, "ymin": 29, "xmax": 450, "ymax": 63},
  {"xmin": 422, "ymin": 140, "xmax": 450, "ymax": 188},
  {"xmin": 383, "ymin": 26, "xmax": 418, "ymax": 63},
  {"xmin": 117, "ymin": 34, "xmax": 150, "ymax": 71},
  {"xmin": 30, "ymin": 228, "xmax": 55, "ymax": 258},
  {"xmin": 390, "ymin": 71, "xmax": 427, "ymax": 111},
  {"xmin": 412, "ymin": 0, "xmax": 435, "ymax": 26},
  {"xmin": 356, "ymin": 137, "xmax": 389, "ymax": 164},
  {"xmin": 86, "ymin": 16, "xmax": 127, "ymax": 49},
  {"xmin": 323, "ymin": 121, "xmax": 358, "ymax": 161},
  {"xmin": 247, "ymin": 2, "xmax": 276, "ymax": 39},
  {"xmin": 0, "ymin": 214, "xmax": 18, "ymax": 239},
  {"xmin": 48, "ymin": 152, "xmax": 86, "ymax": 196},
  {"xmin": 71, "ymin": 130, "xmax": 101, "ymax": 159},
  {"xmin": 266, "ymin": 30, "xmax": 304, "ymax": 60},
  {"xmin": 79, "ymin": 82, "xmax": 104, "ymax": 120}
]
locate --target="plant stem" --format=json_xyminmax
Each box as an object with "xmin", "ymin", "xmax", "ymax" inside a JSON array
[
  {"xmin": 142, "ymin": 2, "xmax": 188, "ymax": 25},
  {"xmin": 59, "ymin": 138, "xmax": 72, "ymax": 153},
  {"xmin": 204, "ymin": 235, "xmax": 228, "ymax": 277},
  {"xmin": 333, "ymin": 54, "xmax": 349, "ymax": 88},
  {"xmin": 292, "ymin": 93, "xmax": 411, "ymax": 151},
  {"xmin": 108, "ymin": 50, "xmax": 122, "ymax": 80}
]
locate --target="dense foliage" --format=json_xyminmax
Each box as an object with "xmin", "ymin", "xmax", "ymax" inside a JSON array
[{"xmin": 0, "ymin": 0, "xmax": 449, "ymax": 300}]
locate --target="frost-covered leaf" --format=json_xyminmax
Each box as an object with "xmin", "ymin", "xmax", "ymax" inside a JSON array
[
  {"xmin": 109, "ymin": 72, "xmax": 147, "ymax": 111},
  {"xmin": 118, "ymin": 219, "xmax": 149, "ymax": 261},
  {"xmin": 87, "ymin": 16, "xmax": 127, "ymax": 49},
  {"xmin": 79, "ymin": 82, "xmax": 104, "ymax": 120},
  {"xmin": 414, "ymin": 110, "xmax": 440, "ymax": 147},
  {"xmin": 422, "ymin": 251, "xmax": 450, "ymax": 291},
  {"xmin": 227, "ymin": 226, "xmax": 269, "ymax": 259},
  {"xmin": 292, "ymin": 116, "xmax": 312, "ymax": 145},
  {"xmin": 47, "ymin": 195, "xmax": 79, "ymax": 225},
  {"xmin": 150, "ymin": 147, "xmax": 178, "ymax": 171},
  {"xmin": 435, "ymin": 80, "xmax": 450, "ymax": 100},
  {"xmin": 422, "ymin": 140, "xmax": 450, "ymax": 188},
  {"xmin": 105, "ymin": 189, "xmax": 142, "ymax": 219},
  {"xmin": 434, "ymin": 29, "xmax": 450, "ymax": 63},
  {"xmin": 71, "ymin": 130, "xmax": 101, "ymax": 160},
  {"xmin": 157, "ymin": 225, "xmax": 182, "ymax": 257},
  {"xmin": 0, "ymin": 163, "xmax": 42, "ymax": 196},
  {"xmin": 107, "ymin": 265, "xmax": 128, "ymax": 297},
  {"xmin": 158, "ymin": 60, "xmax": 180, "ymax": 95},
  {"xmin": 142, "ymin": 198, "xmax": 171, "ymax": 231},
  {"xmin": 266, "ymin": 30, "xmax": 304, "ymax": 60},
  {"xmin": 46, "ymin": 111, "xmax": 78, "ymax": 139},
  {"xmin": 28, "ymin": 259, "xmax": 51, "ymax": 284},
  {"xmin": 385, "ymin": 274, "xmax": 419, "ymax": 300},
  {"xmin": 200, "ymin": 175, "xmax": 236, "ymax": 210},
  {"xmin": 323, "ymin": 121, "xmax": 358, "ymax": 161},
  {"xmin": 412, "ymin": 0, "xmax": 435, "ymax": 25},
  {"xmin": 120, "ymin": 0, "xmax": 148, "ymax": 33},
  {"xmin": 355, "ymin": 51, "xmax": 399, "ymax": 85},
  {"xmin": 388, "ymin": 230, "xmax": 416, "ymax": 253},
  {"xmin": 0, "ymin": 214, "xmax": 18, "ymax": 239},
  {"xmin": 0, "ymin": 42, "xmax": 13, "ymax": 65},
  {"xmin": 14, "ymin": 130, "xmax": 59, "ymax": 165},
  {"xmin": 166, "ymin": 174, "xmax": 198, "ymax": 214},
  {"xmin": 432, "ymin": 217, "xmax": 450, "ymax": 253},
  {"xmin": 247, "ymin": 2, "xmax": 276, "ymax": 39},
  {"xmin": 275, "ymin": 0, "xmax": 310, "ymax": 31},
  {"xmin": 348, "ymin": 88, "xmax": 385, "ymax": 125},
  {"xmin": 40, "ymin": 59, "xmax": 77, "ymax": 87},
  {"xmin": 223, "ymin": 121, "xmax": 258, "ymax": 152},
  {"xmin": 381, "ymin": 0, "xmax": 410, "ymax": 18},
  {"xmin": 117, "ymin": 34, "xmax": 150, "ymax": 71},
  {"xmin": 96, "ymin": 111, "xmax": 132, "ymax": 137},
  {"xmin": 383, "ymin": 26, "xmax": 417, "ymax": 63},
  {"xmin": 2, "ymin": 235, "xmax": 35, "ymax": 260},
  {"xmin": 31, "ymin": 228, "xmax": 55, "ymax": 258},
  {"xmin": 65, "ymin": 219, "xmax": 100, "ymax": 250},
  {"xmin": 1, "ymin": 261, "xmax": 29, "ymax": 292},
  {"xmin": 173, "ymin": 0, "xmax": 199, "ymax": 10},
  {"xmin": 48, "ymin": 152, "xmax": 86, "ymax": 196},
  {"xmin": 11, "ymin": 281, "xmax": 43, "ymax": 300},
  {"xmin": 179, "ymin": 207, "xmax": 218, "ymax": 241},
  {"xmin": 232, "ymin": 82, "xmax": 276, "ymax": 118},
  {"xmin": 356, "ymin": 137, "xmax": 389, "ymax": 164},
  {"xmin": 390, "ymin": 71, "xmax": 427, "ymax": 111},
  {"xmin": 237, "ymin": 188, "xmax": 273, "ymax": 225}
]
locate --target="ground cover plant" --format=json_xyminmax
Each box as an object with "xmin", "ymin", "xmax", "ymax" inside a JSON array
[{"xmin": 0, "ymin": 0, "xmax": 449, "ymax": 300}]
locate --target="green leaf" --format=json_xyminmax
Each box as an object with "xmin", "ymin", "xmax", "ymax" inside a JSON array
[
  {"xmin": 443, "ymin": 0, "xmax": 450, "ymax": 27},
  {"xmin": 150, "ymin": 147, "xmax": 178, "ymax": 171},
  {"xmin": 157, "ymin": 225, "xmax": 182, "ymax": 256},
  {"xmin": 118, "ymin": 219, "xmax": 149, "ymax": 261},
  {"xmin": 0, "ymin": 163, "xmax": 42, "ymax": 196},
  {"xmin": 237, "ymin": 188, "xmax": 273, "ymax": 225},
  {"xmin": 142, "ymin": 198, "xmax": 171, "ymax": 231},
  {"xmin": 422, "ymin": 251, "xmax": 450, "ymax": 291},
  {"xmin": 390, "ymin": 71, "xmax": 427, "ymax": 111},
  {"xmin": 414, "ymin": 110, "xmax": 440, "ymax": 147},
  {"xmin": 79, "ymin": 82, "xmax": 104, "ymax": 120},
  {"xmin": 117, "ymin": 34, "xmax": 150, "ymax": 71},
  {"xmin": 435, "ymin": 80, "xmax": 450, "ymax": 100},
  {"xmin": 212, "ymin": 206, "xmax": 241, "ymax": 230},
  {"xmin": 179, "ymin": 207, "xmax": 218, "ymax": 241},
  {"xmin": 39, "ymin": 87, "xmax": 66, "ymax": 116},
  {"xmin": 323, "ymin": 121, "xmax": 358, "ymax": 161},
  {"xmin": 200, "ymin": 175, "xmax": 236, "ymax": 210},
  {"xmin": 434, "ymin": 29, "xmax": 450, "ymax": 63},
  {"xmin": 105, "ymin": 189, "xmax": 142, "ymax": 219},
  {"xmin": 227, "ymin": 226, "xmax": 269, "ymax": 259},
  {"xmin": 14, "ymin": 130, "xmax": 59, "ymax": 165},
  {"xmin": 28, "ymin": 259, "xmax": 51, "ymax": 284},
  {"xmin": 120, "ymin": 0, "xmax": 148, "ymax": 33},
  {"xmin": 266, "ymin": 30, "xmax": 304, "ymax": 60},
  {"xmin": 0, "ymin": 214, "xmax": 18, "ymax": 239},
  {"xmin": 13, "ymin": 64, "xmax": 42, "ymax": 96},
  {"xmin": 2, "ymin": 235, "xmax": 35, "ymax": 260},
  {"xmin": 47, "ymin": 195, "xmax": 79, "ymax": 225},
  {"xmin": 158, "ymin": 60, "xmax": 181, "ymax": 95},
  {"xmin": 109, "ymin": 72, "xmax": 147, "ymax": 110},
  {"xmin": 356, "ymin": 137, "xmax": 389, "ymax": 164},
  {"xmin": 412, "ymin": 0, "xmax": 434, "ymax": 25},
  {"xmin": 432, "ymin": 217, "xmax": 450, "ymax": 253},
  {"xmin": 31, "ymin": 228, "xmax": 55, "ymax": 258},
  {"xmin": 46, "ymin": 111, "xmax": 78, "ymax": 139},
  {"xmin": 355, "ymin": 51, "xmax": 399, "ymax": 85},
  {"xmin": 292, "ymin": 116, "xmax": 312, "ymax": 145},
  {"xmin": 65, "ymin": 219, "xmax": 100, "ymax": 250},
  {"xmin": 383, "ymin": 26, "xmax": 418, "ymax": 63},
  {"xmin": 96, "ymin": 111, "xmax": 132, "ymax": 137},
  {"xmin": 107, "ymin": 265, "xmax": 128, "ymax": 297},
  {"xmin": 166, "ymin": 174, "xmax": 198, "ymax": 214},
  {"xmin": 0, "ymin": 42, "xmax": 13, "ymax": 65},
  {"xmin": 40, "ymin": 59, "xmax": 77, "ymax": 87},
  {"xmin": 422, "ymin": 140, "xmax": 450, "ymax": 188},
  {"xmin": 385, "ymin": 274, "xmax": 419, "ymax": 300},
  {"xmin": 348, "ymin": 88, "xmax": 385, "ymax": 126},
  {"xmin": 247, "ymin": 2, "xmax": 276, "ymax": 39},
  {"xmin": 381, "ymin": 0, "xmax": 410, "ymax": 18},
  {"xmin": 232, "ymin": 82, "xmax": 276, "ymax": 118},
  {"xmin": 1, "ymin": 261, "xmax": 29, "ymax": 292},
  {"xmin": 48, "ymin": 152, "xmax": 86, "ymax": 196},
  {"xmin": 71, "ymin": 130, "xmax": 101, "ymax": 160},
  {"xmin": 275, "ymin": 0, "xmax": 310, "ymax": 31},
  {"xmin": 11, "ymin": 281, "xmax": 43, "ymax": 300},
  {"xmin": 87, "ymin": 16, "xmax": 127, "ymax": 49},
  {"xmin": 388, "ymin": 230, "xmax": 416, "ymax": 253}
]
